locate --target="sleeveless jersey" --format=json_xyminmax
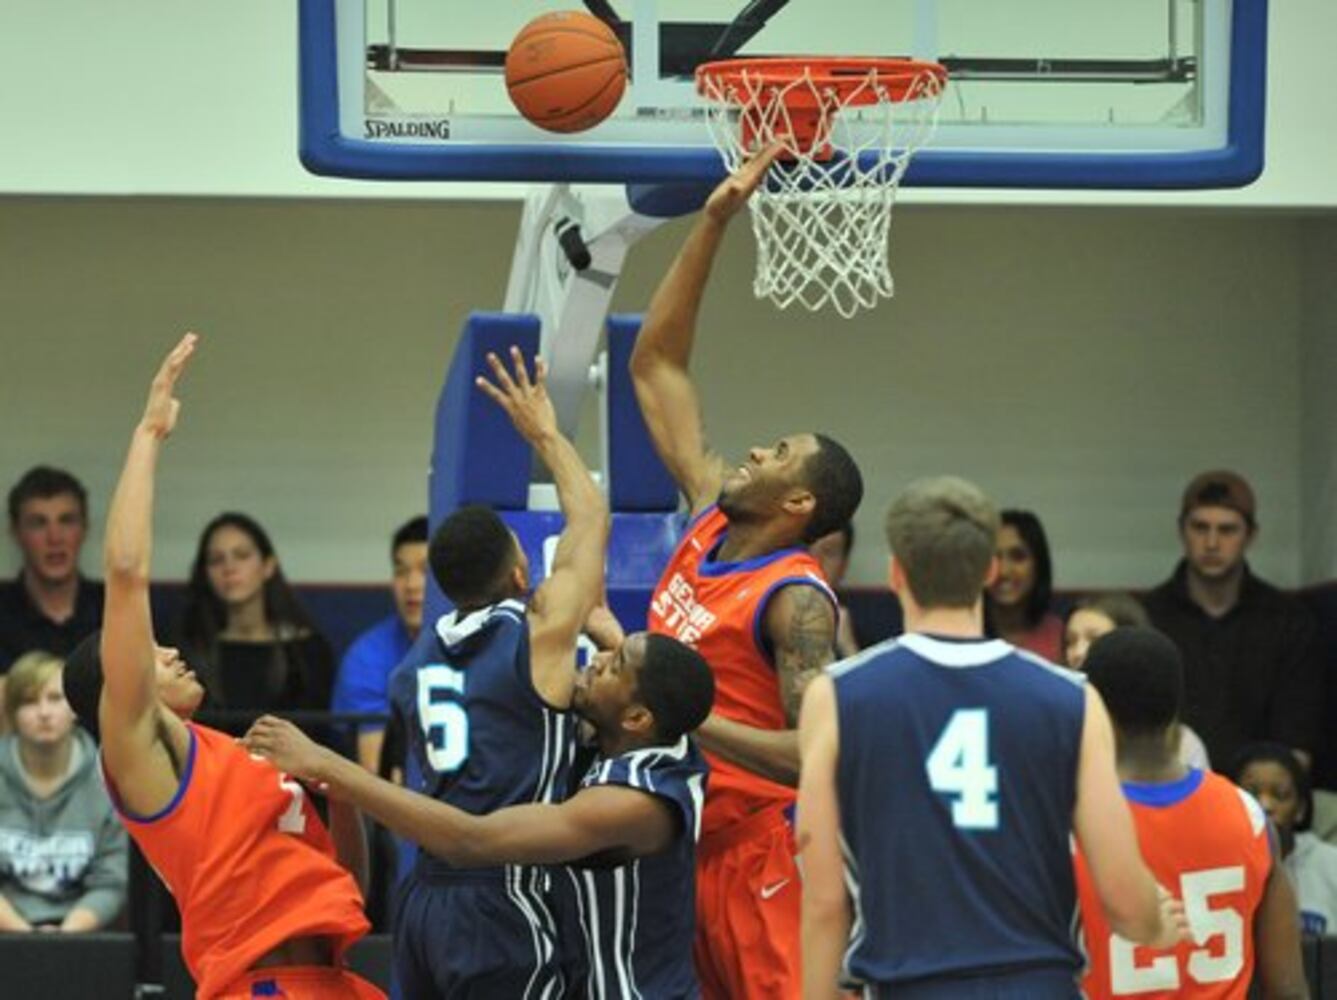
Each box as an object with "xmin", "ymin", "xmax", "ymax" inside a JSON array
[
  {"xmin": 562, "ymin": 737, "xmax": 707, "ymax": 999},
  {"xmin": 1075, "ymin": 769, "xmax": 1272, "ymax": 1000},
  {"xmin": 105, "ymin": 723, "xmax": 369, "ymax": 999},
  {"xmin": 389, "ymin": 599, "xmax": 576, "ymax": 991},
  {"xmin": 831, "ymin": 633, "xmax": 1087, "ymax": 991},
  {"xmin": 647, "ymin": 506, "xmax": 833, "ymax": 835}
]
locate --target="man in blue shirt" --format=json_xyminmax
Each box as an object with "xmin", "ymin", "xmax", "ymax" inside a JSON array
[{"xmin": 332, "ymin": 516, "xmax": 428, "ymax": 771}]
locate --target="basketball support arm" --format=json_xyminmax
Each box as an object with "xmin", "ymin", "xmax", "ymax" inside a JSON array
[{"xmin": 502, "ymin": 183, "xmax": 669, "ymax": 461}]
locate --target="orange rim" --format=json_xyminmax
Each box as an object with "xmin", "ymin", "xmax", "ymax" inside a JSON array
[{"xmin": 695, "ymin": 57, "xmax": 947, "ymax": 106}]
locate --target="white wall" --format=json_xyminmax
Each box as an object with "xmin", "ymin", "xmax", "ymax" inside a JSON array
[
  {"xmin": 1300, "ymin": 217, "xmax": 1337, "ymax": 582},
  {"xmin": 0, "ymin": 198, "xmax": 1307, "ymax": 588},
  {"xmin": 1, "ymin": 0, "xmax": 1336, "ymax": 207}
]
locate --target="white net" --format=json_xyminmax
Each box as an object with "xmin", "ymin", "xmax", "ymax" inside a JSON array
[{"xmin": 698, "ymin": 60, "xmax": 945, "ymax": 318}]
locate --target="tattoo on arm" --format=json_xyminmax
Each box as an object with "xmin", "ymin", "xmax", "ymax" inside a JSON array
[{"xmin": 774, "ymin": 587, "xmax": 836, "ymax": 725}]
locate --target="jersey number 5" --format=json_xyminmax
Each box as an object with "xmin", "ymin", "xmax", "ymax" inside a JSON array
[
  {"xmin": 926, "ymin": 709, "xmax": 999, "ymax": 830},
  {"xmin": 1110, "ymin": 865, "xmax": 1245, "ymax": 993},
  {"xmin": 418, "ymin": 664, "xmax": 469, "ymax": 773}
]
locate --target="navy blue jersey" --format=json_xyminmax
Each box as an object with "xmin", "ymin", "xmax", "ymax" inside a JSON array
[
  {"xmin": 389, "ymin": 599, "xmax": 577, "ymax": 998},
  {"xmin": 560, "ymin": 737, "xmax": 706, "ymax": 1000},
  {"xmin": 831, "ymin": 633, "xmax": 1086, "ymax": 993}
]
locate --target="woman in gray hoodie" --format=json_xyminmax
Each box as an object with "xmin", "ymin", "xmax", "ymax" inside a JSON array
[{"xmin": 0, "ymin": 650, "xmax": 126, "ymax": 931}]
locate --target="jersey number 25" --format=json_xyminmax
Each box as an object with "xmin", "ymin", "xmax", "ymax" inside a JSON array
[{"xmin": 1110, "ymin": 865, "xmax": 1245, "ymax": 993}]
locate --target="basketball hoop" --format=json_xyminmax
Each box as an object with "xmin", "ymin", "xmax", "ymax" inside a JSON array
[{"xmin": 696, "ymin": 57, "xmax": 947, "ymax": 318}]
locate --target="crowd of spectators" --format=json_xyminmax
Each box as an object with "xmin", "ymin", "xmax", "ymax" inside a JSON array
[{"xmin": 0, "ymin": 461, "xmax": 1333, "ymax": 938}]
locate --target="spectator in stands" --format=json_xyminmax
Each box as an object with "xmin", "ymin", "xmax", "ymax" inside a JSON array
[
  {"xmin": 986, "ymin": 509, "xmax": 1064, "ymax": 661},
  {"xmin": 332, "ymin": 515, "xmax": 428, "ymax": 771},
  {"xmin": 1, "ymin": 468, "xmax": 103, "ymax": 717},
  {"xmin": 809, "ymin": 522, "xmax": 860, "ymax": 658},
  {"xmin": 0, "ymin": 651, "xmax": 127, "ymax": 932},
  {"xmin": 1144, "ymin": 471, "xmax": 1323, "ymax": 769},
  {"xmin": 1064, "ymin": 593, "xmax": 1210, "ymax": 768},
  {"xmin": 1233, "ymin": 742, "xmax": 1337, "ymax": 936},
  {"xmin": 177, "ymin": 513, "xmax": 334, "ymax": 729}
]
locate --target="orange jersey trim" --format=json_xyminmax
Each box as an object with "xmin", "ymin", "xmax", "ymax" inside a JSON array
[
  {"xmin": 648, "ymin": 506, "xmax": 834, "ymax": 835},
  {"xmin": 1075, "ymin": 769, "xmax": 1271, "ymax": 1000},
  {"xmin": 106, "ymin": 723, "xmax": 369, "ymax": 999}
]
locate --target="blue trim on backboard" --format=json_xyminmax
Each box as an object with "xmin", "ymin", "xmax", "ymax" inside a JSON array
[{"xmin": 299, "ymin": 0, "xmax": 1266, "ymax": 190}]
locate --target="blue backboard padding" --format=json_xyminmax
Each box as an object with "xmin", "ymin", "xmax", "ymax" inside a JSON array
[
  {"xmin": 606, "ymin": 316, "xmax": 679, "ymax": 512},
  {"xmin": 298, "ymin": 0, "xmax": 1266, "ymax": 191},
  {"xmin": 431, "ymin": 312, "xmax": 539, "ymax": 514}
]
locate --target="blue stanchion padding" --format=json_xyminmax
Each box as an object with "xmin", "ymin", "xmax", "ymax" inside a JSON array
[
  {"xmin": 606, "ymin": 316, "xmax": 680, "ymax": 513},
  {"xmin": 431, "ymin": 312, "xmax": 540, "ymax": 513}
]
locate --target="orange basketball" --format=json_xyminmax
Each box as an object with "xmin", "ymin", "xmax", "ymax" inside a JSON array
[{"xmin": 505, "ymin": 11, "xmax": 628, "ymax": 134}]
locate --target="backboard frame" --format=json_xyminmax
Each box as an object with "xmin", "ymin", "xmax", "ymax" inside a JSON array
[{"xmin": 298, "ymin": 0, "xmax": 1267, "ymax": 190}]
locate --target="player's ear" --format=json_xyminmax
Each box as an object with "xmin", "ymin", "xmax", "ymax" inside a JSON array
[
  {"xmin": 782, "ymin": 488, "xmax": 816, "ymax": 520},
  {"xmin": 982, "ymin": 554, "xmax": 1000, "ymax": 589},
  {"xmin": 622, "ymin": 703, "xmax": 654, "ymax": 738},
  {"xmin": 888, "ymin": 556, "xmax": 903, "ymax": 594}
]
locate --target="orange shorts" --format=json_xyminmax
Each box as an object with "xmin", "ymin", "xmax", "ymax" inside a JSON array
[
  {"xmin": 215, "ymin": 965, "xmax": 386, "ymax": 999},
  {"xmin": 694, "ymin": 805, "xmax": 801, "ymax": 1000}
]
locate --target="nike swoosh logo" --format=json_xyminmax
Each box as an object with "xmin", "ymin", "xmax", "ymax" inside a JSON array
[{"xmin": 760, "ymin": 879, "xmax": 791, "ymax": 900}]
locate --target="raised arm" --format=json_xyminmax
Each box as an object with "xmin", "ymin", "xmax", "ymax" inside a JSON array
[
  {"xmin": 695, "ymin": 583, "xmax": 836, "ymax": 786},
  {"xmin": 476, "ymin": 348, "xmax": 608, "ymax": 709},
  {"xmin": 244, "ymin": 715, "xmax": 675, "ymax": 866},
  {"xmin": 99, "ymin": 334, "xmax": 197, "ymax": 807},
  {"xmin": 796, "ymin": 674, "xmax": 849, "ymax": 1000},
  {"xmin": 628, "ymin": 146, "xmax": 782, "ymax": 514},
  {"xmin": 1073, "ymin": 685, "xmax": 1187, "ymax": 948},
  {"xmin": 1254, "ymin": 826, "xmax": 1310, "ymax": 1000}
]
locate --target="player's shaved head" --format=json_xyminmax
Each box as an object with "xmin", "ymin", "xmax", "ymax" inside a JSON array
[
  {"xmin": 62, "ymin": 632, "xmax": 104, "ymax": 741},
  {"xmin": 1083, "ymin": 627, "xmax": 1183, "ymax": 738},
  {"xmin": 799, "ymin": 434, "xmax": 864, "ymax": 543},
  {"xmin": 635, "ymin": 634, "xmax": 714, "ymax": 743},
  {"xmin": 429, "ymin": 505, "xmax": 520, "ymax": 609}
]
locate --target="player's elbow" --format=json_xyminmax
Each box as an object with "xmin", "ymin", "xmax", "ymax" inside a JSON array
[
  {"xmin": 1101, "ymin": 889, "xmax": 1160, "ymax": 945},
  {"xmin": 802, "ymin": 877, "xmax": 849, "ymax": 923},
  {"xmin": 103, "ymin": 555, "xmax": 150, "ymax": 591}
]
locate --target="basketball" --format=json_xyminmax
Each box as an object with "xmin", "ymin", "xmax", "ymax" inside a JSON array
[{"xmin": 505, "ymin": 11, "xmax": 627, "ymax": 134}]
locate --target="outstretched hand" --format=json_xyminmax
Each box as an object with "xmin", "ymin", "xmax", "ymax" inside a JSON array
[
  {"xmin": 475, "ymin": 347, "xmax": 559, "ymax": 445},
  {"xmin": 140, "ymin": 332, "xmax": 198, "ymax": 440},
  {"xmin": 243, "ymin": 714, "xmax": 336, "ymax": 790},
  {"xmin": 704, "ymin": 143, "xmax": 784, "ymax": 224}
]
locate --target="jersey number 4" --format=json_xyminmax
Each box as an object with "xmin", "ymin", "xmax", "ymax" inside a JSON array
[
  {"xmin": 1110, "ymin": 866, "xmax": 1245, "ymax": 993},
  {"xmin": 926, "ymin": 709, "xmax": 999, "ymax": 830},
  {"xmin": 418, "ymin": 664, "xmax": 469, "ymax": 773}
]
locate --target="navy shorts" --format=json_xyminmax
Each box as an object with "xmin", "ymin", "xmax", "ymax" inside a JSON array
[{"xmin": 392, "ymin": 872, "xmax": 564, "ymax": 1000}]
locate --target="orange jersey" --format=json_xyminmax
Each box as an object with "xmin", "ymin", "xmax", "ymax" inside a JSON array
[
  {"xmin": 1075, "ymin": 769, "xmax": 1272, "ymax": 1000},
  {"xmin": 648, "ymin": 505, "xmax": 834, "ymax": 835},
  {"xmin": 106, "ymin": 723, "xmax": 370, "ymax": 999}
]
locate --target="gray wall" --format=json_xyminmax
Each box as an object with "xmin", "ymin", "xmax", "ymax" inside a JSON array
[{"xmin": 1, "ymin": 198, "xmax": 1324, "ymax": 588}]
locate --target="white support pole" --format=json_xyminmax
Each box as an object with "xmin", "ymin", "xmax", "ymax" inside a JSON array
[{"xmin": 502, "ymin": 183, "xmax": 670, "ymax": 479}]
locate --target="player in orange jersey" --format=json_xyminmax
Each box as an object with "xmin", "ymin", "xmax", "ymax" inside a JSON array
[
  {"xmin": 630, "ymin": 147, "xmax": 864, "ymax": 1000},
  {"xmin": 1074, "ymin": 627, "xmax": 1308, "ymax": 1000},
  {"xmin": 61, "ymin": 334, "xmax": 383, "ymax": 1000}
]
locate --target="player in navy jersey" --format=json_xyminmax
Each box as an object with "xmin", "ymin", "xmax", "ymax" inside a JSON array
[
  {"xmin": 797, "ymin": 476, "xmax": 1188, "ymax": 1000},
  {"xmin": 246, "ymin": 629, "xmax": 715, "ymax": 1000},
  {"xmin": 343, "ymin": 348, "xmax": 606, "ymax": 998}
]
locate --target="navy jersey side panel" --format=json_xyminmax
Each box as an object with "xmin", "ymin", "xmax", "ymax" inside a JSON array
[
  {"xmin": 569, "ymin": 738, "xmax": 706, "ymax": 999},
  {"xmin": 833, "ymin": 634, "xmax": 1085, "ymax": 989}
]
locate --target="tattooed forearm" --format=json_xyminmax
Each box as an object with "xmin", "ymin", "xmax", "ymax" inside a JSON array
[{"xmin": 772, "ymin": 585, "xmax": 837, "ymax": 725}]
